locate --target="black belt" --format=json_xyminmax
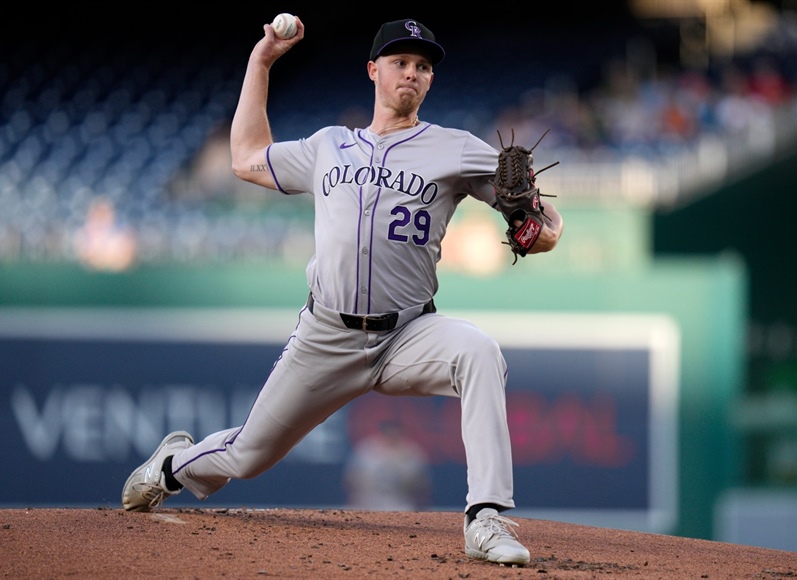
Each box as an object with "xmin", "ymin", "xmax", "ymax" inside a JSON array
[{"xmin": 307, "ymin": 294, "xmax": 435, "ymax": 331}]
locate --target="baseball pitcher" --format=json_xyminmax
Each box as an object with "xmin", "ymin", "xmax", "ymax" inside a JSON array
[{"xmin": 122, "ymin": 16, "xmax": 564, "ymax": 567}]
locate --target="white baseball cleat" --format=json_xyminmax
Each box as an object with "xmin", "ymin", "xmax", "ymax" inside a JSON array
[
  {"xmin": 121, "ymin": 430, "xmax": 194, "ymax": 512},
  {"xmin": 464, "ymin": 508, "xmax": 531, "ymax": 565}
]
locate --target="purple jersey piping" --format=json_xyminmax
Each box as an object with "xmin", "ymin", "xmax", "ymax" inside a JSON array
[
  {"xmin": 265, "ymin": 144, "xmax": 289, "ymax": 194},
  {"xmin": 362, "ymin": 124, "xmax": 431, "ymax": 314}
]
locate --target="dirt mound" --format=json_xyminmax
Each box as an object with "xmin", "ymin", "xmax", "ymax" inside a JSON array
[{"xmin": 2, "ymin": 507, "xmax": 796, "ymax": 578}]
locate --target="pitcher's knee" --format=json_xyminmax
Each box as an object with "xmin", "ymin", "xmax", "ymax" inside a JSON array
[
  {"xmin": 455, "ymin": 328, "xmax": 506, "ymax": 371},
  {"xmin": 458, "ymin": 326, "xmax": 503, "ymax": 358}
]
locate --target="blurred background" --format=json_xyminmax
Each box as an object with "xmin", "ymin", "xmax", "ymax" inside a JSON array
[{"xmin": 2, "ymin": 0, "xmax": 797, "ymax": 552}]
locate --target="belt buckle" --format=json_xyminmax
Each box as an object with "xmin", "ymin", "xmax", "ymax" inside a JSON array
[
  {"xmin": 359, "ymin": 313, "xmax": 392, "ymax": 331},
  {"xmin": 361, "ymin": 315, "xmax": 385, "ymax": 331}
]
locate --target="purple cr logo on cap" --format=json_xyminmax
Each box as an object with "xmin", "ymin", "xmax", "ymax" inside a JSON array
[{"xmin": 405, "ymin": 20, "xmax": 423, "ymax": 38}]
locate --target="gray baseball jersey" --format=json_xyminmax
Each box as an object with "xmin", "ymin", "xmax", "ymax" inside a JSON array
[
  {"xmin": 267, "ymin": 123, "xmax": 498, "ymax": 313},
  {"xmin": 171, "ymin": 122, "xmax": 517, "ymax": 512}
]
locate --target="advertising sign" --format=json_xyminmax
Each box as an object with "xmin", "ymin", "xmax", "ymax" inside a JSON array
[{"xmin": 0, "ymin": 308, "xmax": 679, "ymax": 533}]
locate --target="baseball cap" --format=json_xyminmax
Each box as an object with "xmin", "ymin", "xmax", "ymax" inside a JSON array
[{"xmin": 369, "ymin": 19, "xmax": 445, "ymax": 65}]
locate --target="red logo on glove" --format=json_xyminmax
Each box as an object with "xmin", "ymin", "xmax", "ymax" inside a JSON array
[{"xmin": 515, "ymin": 218, "xmax": 542, "ymax": 250}]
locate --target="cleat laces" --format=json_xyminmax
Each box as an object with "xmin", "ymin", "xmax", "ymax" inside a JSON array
[
  {"xmin": 131, "ymin": 481, "xmax": 169, "ymax": 510},
  {"xmin": 476, "ymin": 512, "xmax": 521, "ymax": 544}
]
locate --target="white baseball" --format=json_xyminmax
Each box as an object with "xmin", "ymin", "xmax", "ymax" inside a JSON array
[{"xmin": 272, "ymin": 13, "xmax": 297, "ymax": 39}]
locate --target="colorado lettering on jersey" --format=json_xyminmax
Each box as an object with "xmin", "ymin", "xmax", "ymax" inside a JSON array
[{"xmin": 322, "ymin": 164, "xmax": 439, "ymax": 204}]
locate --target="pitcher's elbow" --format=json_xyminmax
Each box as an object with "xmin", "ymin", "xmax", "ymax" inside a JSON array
[{"xmin": 231, "ymin": 159, "xmax": 248, "ymax": 180}]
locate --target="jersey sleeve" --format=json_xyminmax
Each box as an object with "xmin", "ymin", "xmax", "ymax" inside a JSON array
[
  {"xmin": 456, "ymin": 133, "xmax": 499, "ymax": 205},
  {"xmin": 265, "ymin": 128, "xmax": 333, "ymax": 194}
]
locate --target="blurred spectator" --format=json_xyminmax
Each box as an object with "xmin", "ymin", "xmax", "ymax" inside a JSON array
[
  {"xmin": 73, "ymin": 196, "xmax": 137, "ymax": 271},
  {"xmin": 592, "ymin": 58, "xmax": 657, "ymax": 154},
  {"xmin": 172, "ymin": 122, "xmax": 234, "ymax": 202},
  {"xmin": 674, "ymin": 70, "xmax": 720, "ymax": 134},
  {"xmin": 343, "ymin": 420, "xmax": 431, "ymax": 512},
  {"xmin": 715, "ymin": 62, "xmax": 776, "ymax": 150},
  {"xmin": 747, "ymin": 56, "xmax": 793, "ymax": 106},
  {"xmin": 655, "ymin": 68, "xmax": 700, "ymax": 147}
]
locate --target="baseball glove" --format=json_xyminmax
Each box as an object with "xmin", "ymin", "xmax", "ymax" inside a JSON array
[{"xmin": 490, "ymin": 128, "xmax": 559, "ymax": 264}]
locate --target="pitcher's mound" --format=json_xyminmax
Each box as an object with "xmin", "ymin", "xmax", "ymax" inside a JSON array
[{"xmin": 2, "ymin": 507, "xmax": 796, "ymax": 578}]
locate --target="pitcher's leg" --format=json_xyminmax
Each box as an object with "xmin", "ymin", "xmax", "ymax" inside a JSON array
[
  {"xmin": 376, "ymin": 315, "xmax": 515, "ymax": 511},
  {"xmin": 173, "ymin": 310, "xmax": 371, "ymax": 499},
  {"xmin": 172, "ymin": 359, "xmax": 356, "ymax": 499}
]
